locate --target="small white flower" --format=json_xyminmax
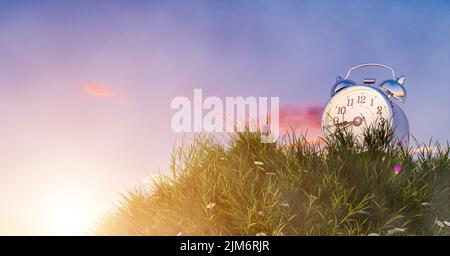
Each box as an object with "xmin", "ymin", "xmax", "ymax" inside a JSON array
[
  {"xmin": 387, "ymin": 227, "xmax": 406, "ymax": 235},
  {"xmin": 256, "ymin": 232, "xmax": 267, "ymax": 236},
  {"xmin": 206, "ymin": 202, "xmax": 216, "ymax": 209},
  {"xmin": 358, "ymin": 210, "xmax": 370, "ymax": 216},
  {"xmin": 177, "ymin": 232, "xmax": 183, "ymax": 236},
  {"xmin": 280, "ymin": 202, "xmax": 289, "ymax": 207},
  {"xmin": 443, "ymin": 221, "xmax": 450, "ymax": 227},
  {"xmin": 435, "ymin": 220, "xmax": 445, "ymax": 228},
  {"xmin": 421, "ymin": 202, "xmax": 431, "ymax": 206},
  {"xmin": 258, "ymin": 211, "xmax": 264, "ymax": 216},
  {"xmin": 367, "ymin": 233, "xmax": 380, "ymax": 236},
  {"xmin": 254, "ymin": 161, "xmax": 264, "ymax": 166},
  {"xmin": 220, "ymin": 157, "xmax": 225, "ymax": 160}
]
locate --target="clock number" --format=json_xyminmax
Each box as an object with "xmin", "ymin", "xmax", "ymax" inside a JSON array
[
  {"xmin": 377, "ymin": 106, "xmax": 383, "ymax": 115},
  {"xmin": 347, "ymin": 98, "xmax": 354, "ymax": 106},
  {"xmin": 357, "ymin": 95, "xmax": 366, "ymax": 104},
  {"xmin": 333, "ymin": 117, "xmax": 339, "ymax": 124},
  {"xmin": 337, "ymin": 106, "xmax": 346, "ymax": 114},
  {"xmin": 370, "ymin": 98, "xmax": 374, "ymax": 106}
]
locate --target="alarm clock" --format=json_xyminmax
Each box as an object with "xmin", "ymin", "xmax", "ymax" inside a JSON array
[{"xmin": 321, "ymin": 63, "xmax": 409, "ymax": 141}]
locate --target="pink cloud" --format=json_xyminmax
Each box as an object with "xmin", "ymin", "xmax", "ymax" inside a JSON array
[
  {"xmin": 83, "ymin": 81, "xmax": 115, "ymax": 98},
  {"xmin": 279, "ymin": 104, "xmax": 324, "ymax": 135}
]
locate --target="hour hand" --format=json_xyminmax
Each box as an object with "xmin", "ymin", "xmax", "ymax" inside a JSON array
[{"xmin": 327, "ymin": 120, "xmax": 352, "ymax": 128}]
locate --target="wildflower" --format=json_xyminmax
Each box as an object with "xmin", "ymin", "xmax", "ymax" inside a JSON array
[
  {"xmin": 358, "ymin": 210, "xmax": 370, "ymax": 216},
  {"xmin": 396, "ymin": 140, "xmax": 404, "ymax": 148},
  {"xmin": 393, "ymin": 165, "xmax": 402, "ymax": 175},
  {"xmin": 220, "ymin": 157, "xmax": 225, "ymax": 160},
  {"xmin": 421, "ymin": 202, "xmax": 431, "ymax": 206},
  {"xmin": 206, "ymin": 202, "xmax": 216, "ymax": 209},
  {"xmin": 435, "ymin": 220, "xmax": 445, "ymax": 228},
  {"xmin": 254, "ymin": 161, "xmax": 264, "ymax": 166},
  {"xmin": 280, "ymin": 202, "xmax": 289, "ymax": 207},
  {"xmin": 262, "ymin": 124, "xmax": 271, "ymax": 133},
  {"xmin": 256, "ymin": 232, "xmax": 267, "ymax": 236},
  {"xmin": 367, "ymin": 233, "xmax": 380, "ymax": 236},
  {"xmin": 387, "ymin": 227, "xmax": 406, "ymax": 235},
  {"xmin": 443, "ymin": 221, "xmax": 450, "ymax": 227},
  {"xmin": 258, "ymin": 211, "xmax": 264, "ymax": 216}
]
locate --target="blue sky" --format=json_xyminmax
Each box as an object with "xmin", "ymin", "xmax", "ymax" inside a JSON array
[{"xmin": 0, "ymin": 0, "xmax": 449, "ymax": 234}]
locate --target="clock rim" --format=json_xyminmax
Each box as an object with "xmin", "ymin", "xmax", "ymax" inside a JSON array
[{"xmin": 321, "ymin": 85, "xmax": 394, "ymax": 137}]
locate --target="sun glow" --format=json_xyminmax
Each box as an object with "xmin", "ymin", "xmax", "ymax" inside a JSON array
[{"xmin": 44, "ymin": 190, "xmax": 95, "ymax": 236}]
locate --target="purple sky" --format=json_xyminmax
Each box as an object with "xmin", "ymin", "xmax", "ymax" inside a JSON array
[{"xmin": 0, "ymin": 0, "xmax": 449, "ymax": 234}]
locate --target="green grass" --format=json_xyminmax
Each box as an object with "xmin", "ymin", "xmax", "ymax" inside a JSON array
[{"xmin": 97, "ymin": 125, "xmax": 450, "ymax": 236}]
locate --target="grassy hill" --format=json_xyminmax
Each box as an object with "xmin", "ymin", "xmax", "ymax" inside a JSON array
[{"xmin": 97, "ymin": 125, "xmax": 450, "ymax": 236}]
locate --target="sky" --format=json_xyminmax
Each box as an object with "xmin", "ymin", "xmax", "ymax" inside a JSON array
[{"xmin": 0, "ymin": 0, "xmax": 450, "ymax": 235}]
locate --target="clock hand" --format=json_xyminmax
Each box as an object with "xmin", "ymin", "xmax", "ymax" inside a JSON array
[
  {"xmin": 327, "ymin": 120, "xmax": 353, "ymax": 128},
  {"xmin": 328, "ymin": 115, "xmax": 366, "ymax": 128},
  {"xmin": 359, "ymin": 113, "xmax": 367, "ymax": 126}
]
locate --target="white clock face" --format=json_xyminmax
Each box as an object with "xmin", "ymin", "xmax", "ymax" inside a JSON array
[{"xmin": 321, "ymin": 86, "xmax": 392, "ymax": 137}]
